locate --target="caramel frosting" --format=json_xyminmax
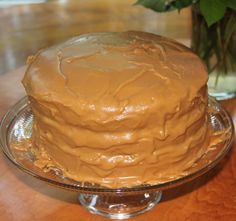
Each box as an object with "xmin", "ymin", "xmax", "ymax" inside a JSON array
[{"xmin": 22, "ymin": 31, "xmax": 210, "ymax": 188}]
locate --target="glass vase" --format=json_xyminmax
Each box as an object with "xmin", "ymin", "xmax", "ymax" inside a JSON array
[{"xmin": 191, "ymin": 5, "xmax": 236, "ymax": 100}]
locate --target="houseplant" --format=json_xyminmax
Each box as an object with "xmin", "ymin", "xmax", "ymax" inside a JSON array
[{"xmin": 135, "ymin": 0, "xmax": 236, "ymax": 100}]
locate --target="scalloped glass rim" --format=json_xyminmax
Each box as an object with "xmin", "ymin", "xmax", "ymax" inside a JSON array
[{"xmin": 0, "ymin": 96, "xmax": 234, "ymax": 194}]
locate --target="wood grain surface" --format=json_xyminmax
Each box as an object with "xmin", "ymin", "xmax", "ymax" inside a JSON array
[
  {"xmin": 0, "ymin": 1, "xmax": 235, "ymax": 220},
  {"xmin": 0, "ymin": 0, "xmax": 191, "ymax": 76}
]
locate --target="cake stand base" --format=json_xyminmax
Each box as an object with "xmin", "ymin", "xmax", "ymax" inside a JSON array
[{"xmin": 78, "ymin": 191, "xmax": 162, "ymax": 219}]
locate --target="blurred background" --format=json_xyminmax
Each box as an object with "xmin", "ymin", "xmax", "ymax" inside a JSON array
[{"xmin": 0, "ymin": 0, "xmax": 191, "ymax": 76}]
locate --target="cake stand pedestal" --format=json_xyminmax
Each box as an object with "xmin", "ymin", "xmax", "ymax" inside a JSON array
[{"xmin": 79, "ymin": 191, "xmax": 162, "ymax": 219}]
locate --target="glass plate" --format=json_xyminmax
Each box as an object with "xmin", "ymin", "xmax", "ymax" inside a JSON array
[{"xmin": 0, "ymin": 96, "xmax": 234, "ymax": 219}]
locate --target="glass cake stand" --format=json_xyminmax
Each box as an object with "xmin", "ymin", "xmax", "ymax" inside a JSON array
[{"xmin": 0, "ymin": 97, "xmax": 234, "ymax": 219}]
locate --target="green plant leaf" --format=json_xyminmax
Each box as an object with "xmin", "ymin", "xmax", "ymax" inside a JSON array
[
  {"xmin": 135, "ymin": 0, "xmax": 196, "ymax": 12},
  {"xmin": 134, "ymin": 0, "xmax": 167, "ymax": 12},
  {"xmin": 174, "ymin": 0, "xmax": 197, "ymax": 9},
  {"xmin": 199, "ymin": 0, "xmax": 227, "ymax": 26},
  {"xmin": 226, "ymin": 0, "xmax": 236, "ymax": 10}
]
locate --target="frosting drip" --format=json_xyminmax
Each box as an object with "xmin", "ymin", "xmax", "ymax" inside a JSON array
[{"xmin": 22, "ymin": 31, "xmax": 210, "ymax": 188}]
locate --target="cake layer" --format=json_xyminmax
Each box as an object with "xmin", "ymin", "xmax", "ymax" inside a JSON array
[{"xmin": 22, "ymin": 31, "xmax": 210, "ymax": 188}]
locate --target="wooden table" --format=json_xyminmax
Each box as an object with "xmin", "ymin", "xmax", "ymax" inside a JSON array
[
  {"xmin": 0, "ymin": 0, "xmax": 191, "ymax": 76},
  {"xmin": 0, "ymin": 1, "xmax": 236, "ymax": 221}
]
